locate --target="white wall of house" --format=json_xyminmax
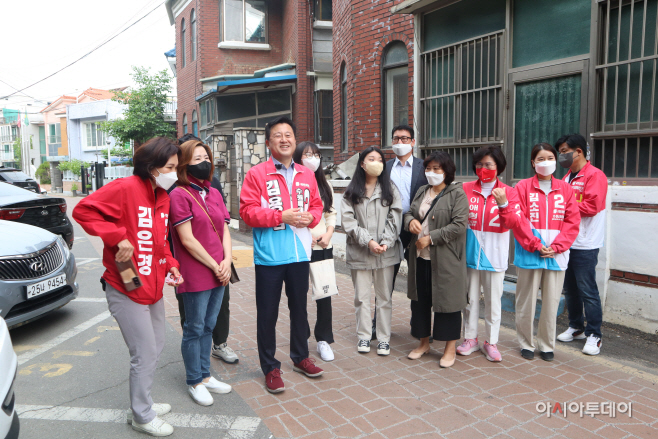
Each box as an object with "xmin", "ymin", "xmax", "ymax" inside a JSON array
[{"xmin": 66, "ymin": 100, "xmax": 126, "ymax": 163}]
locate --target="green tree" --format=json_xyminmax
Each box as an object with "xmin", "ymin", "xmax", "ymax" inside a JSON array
[
  {"xmin": 100, "ymin": 66, "xmax": 176, "ymax": 146},
  {"xmin": 13, "ymin": 136, "xmax": 21, "ymax": 167}
]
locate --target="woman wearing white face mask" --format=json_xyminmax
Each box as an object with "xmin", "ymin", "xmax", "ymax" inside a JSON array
[
  {"xmin": 403, "ymin": 151, "xmax": 468, "ymax": 368},
  {"xmin": 292, "ymin": 141, "xmax": 337, "ymax": 361},
  {"xmin": 341, "ymin": 147, "xmax": 402, "ymax": 356},
  {"xmin": 73, "ymin": 137, "xmax": 184, "ymax": 437},
  {"xmin": 511, "ymin": 143, "xmax": 580, "ymax": 362}
]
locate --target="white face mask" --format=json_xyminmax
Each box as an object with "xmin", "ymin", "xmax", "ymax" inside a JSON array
[
  {"xmin": 153, "ymin": 170, "xmax": 178, "ymax": 191},
  {"xmin": 392, "ymin": 143, "xmax": 412, "ymax": 157},
  {"xmin": 302, "ymin": 157, "xmax": 321, "ymax": 173},
  {"xmin": 534, "ymin": 160, "xmax": 556, "ymax": 176},
  {"xmin": 425, "ymin": 171, "xmax": 445, "ymax": 186}
]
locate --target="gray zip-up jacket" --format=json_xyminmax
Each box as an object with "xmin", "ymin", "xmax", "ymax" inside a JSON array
[{"xmin": 341, "ymin": 183, "xmax": 403, "ymax": 270}]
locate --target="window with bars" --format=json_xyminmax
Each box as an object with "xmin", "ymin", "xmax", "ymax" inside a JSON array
[
  {"xmin": 595, "ymin": 0, "xmax": 658, "ymax": 182},
  {"xmin": 421, "ymin": 31, "xmax": 504, "ymax": 150},
  {"xmin": 315, "ymin": 90, "xmax": 333, "ymax": 144}
]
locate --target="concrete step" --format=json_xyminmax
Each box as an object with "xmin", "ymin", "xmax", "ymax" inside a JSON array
[{"xmin": 502, "ymin": 280, "xmax": 565, "ymax": 320}]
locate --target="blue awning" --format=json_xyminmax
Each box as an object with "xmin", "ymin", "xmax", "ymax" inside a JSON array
[
  {"xmin": 164, "ymin": 47, "xmax": 175, "ymax": 57},
  {"xmin": 196, "ymin": 74, "xmax": 297, "ymax": 101}
]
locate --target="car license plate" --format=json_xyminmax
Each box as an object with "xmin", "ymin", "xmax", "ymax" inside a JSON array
[{"xmin": 26, "ymin": 274, "xmax": 67, "ymax": 299}]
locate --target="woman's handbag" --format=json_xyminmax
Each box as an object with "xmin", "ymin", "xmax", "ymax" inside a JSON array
[
  {"xmin": 180, "ymin": 188, "xmax": 240, "ymax": 284},
  {"xmin": 309, "ymin": 257, "xmax": 338, "ymax": 301}
]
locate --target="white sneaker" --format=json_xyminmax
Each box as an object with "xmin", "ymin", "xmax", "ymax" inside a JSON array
[
  {"xmin": 188, "ymin": 384, "xmax": 214, "ymax": 406},
  {"xmin": 317, "ymin": 341, "xmax": 334, "ymax": 362},
  {"xmin": 131, "ymin": 416, "xmax": 174, "ymax": 437},
  {"xmin": 211, "ymin": 343, "xmax": 239, "ymax": 364},
  {"xmin": 582, "ymin": 335, "xmax": 602, "ymax": 355},
  {"xmin": 203, "ymin": 376, "xmax": 232, "ymax": 394},
  {"xmin": 557, "ymin": 327, "xmax": 587, "ymax": 342},
  {"xmin": 126, "ymin": 403, "xmax": 171, "ymax": 423},
  {"xmin": 377, "ymin": 342, "xmax": 390, "ymax": 356}
]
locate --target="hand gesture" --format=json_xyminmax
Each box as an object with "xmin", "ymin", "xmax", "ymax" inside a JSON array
[
  {"xmin": 217, "ymin": 259, "xmax": 232, "ymax": 286},
  {"xmin": 297, "ymin": 212, "xmax": 314, "ymax": 228},
  {"xmin": 492, "ymin": 188, "xmax": 508, "ymax": 206},
  {"xmin": 316, "ymin": 232, "xmax": 332, "ymax": 248},
  {"xmin": 379, "ymin": 244, "xmax": 388, "ymax": 253},
  {"xmin": 168, "ymin": 267, "xmax": 184, "ymax": 286},
  {"xmin": 415, "ymin": 236, "xmax": 431, "ymax": 250},
  {"xmin": 409, "ymin": 219, "xmax": 422, "ymax": 235},
  {"xmin": 368, "ymin": 240, "xmax": 384, "ymax": 254},
  {"xmin": 539, "ymin": 246, "xmax": 555, "ymax": 258},
  {"xmin": 281, "ymin": 208, "xmax": 302, "ymax": 226},
  {"xmin": 115, "ymin": 239, "xmax": 134, "ymax": 262}
]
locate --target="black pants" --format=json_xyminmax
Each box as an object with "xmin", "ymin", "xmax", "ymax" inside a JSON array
[
  {"xmin": 255, "ymin": 262, "xmax": 311, "ymax": 375},
  {"xmin": 311, "ymin": 248, "xmax": 334, "ymax": 344},
  {"xmin": 177, "ymin": 284, "xmax": 231, "ymax": 345},
  {"xmin": 411, "ymin": 257, "xmax": 462, "ymax": 341}
]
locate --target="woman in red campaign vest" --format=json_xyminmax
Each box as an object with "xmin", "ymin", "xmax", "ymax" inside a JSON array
[{"xmin": 73, "ymin": 137, "xmax": 183, "ymax": 437}]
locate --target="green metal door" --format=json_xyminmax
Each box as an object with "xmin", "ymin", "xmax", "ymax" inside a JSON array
[
  {"xmin": 39, "ymin": 126, "xmax": 46, "ymax": 163},
  {"xmin": 508, "ymin": 60, "xmax": 589, "ymax": 181}
]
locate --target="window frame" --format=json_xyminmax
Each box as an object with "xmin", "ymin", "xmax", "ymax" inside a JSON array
[
  {"xmin": 314, "ymin": 0, "xmax": 332, "ymax": 22},
  {"xmin": 340, "ymin": 63, "xmax": 348, "ymax": 152},
  {"xmin": 381, "ymin": 41, "xmax": 410, "ymax": 147},
  {"xmin": 213, "ymin": 88, "xmax": 293, "ymax": 127},
  {"xmin": 181, "ymin": 18, "xmax": 186, "ymax": 68},
  {"xmin": 221, "ymin": 0, "xmax": 269, "ymax": 44},
  {"xmin": 315, "ymin": 90, "xmax": 334, "ymax": 145},
  {"xmin": 192, "ymin": 110, "xmax": 198, "ymax": 136},
  {"xmin": 182, "ymin": 113, "xmax": 188, "ymax": 134},
  {"xmin": 191, "ymin": 9, "xmax": 197, "ymax": 61},
  {"xmin": 83, "ymin": 121, "xmax": 107, "ymax": 150}
]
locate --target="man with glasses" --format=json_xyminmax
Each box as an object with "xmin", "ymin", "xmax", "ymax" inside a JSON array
[
  {"xmin": 239, "ymin": 116, "xmax": 325, "ymax": 394},
  {"xmin": 372, "ymin": 125, "xmax": 428, "ymax": 339}
]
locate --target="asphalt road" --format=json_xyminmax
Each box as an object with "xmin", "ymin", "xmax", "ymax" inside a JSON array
[{"xmin": 9, "ymin": 203, "xmax": 271, "ymax": 439}]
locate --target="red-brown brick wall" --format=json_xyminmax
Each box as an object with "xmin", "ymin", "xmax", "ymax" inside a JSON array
[
  {"xmin": 333, "ymin": 0, "xmax": 414, "ymax": 165},
  {"xmin": 173, "ymin": 0, "xmax": 314, "ymax": 142}
]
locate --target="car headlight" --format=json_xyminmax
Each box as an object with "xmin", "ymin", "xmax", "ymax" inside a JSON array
[{"xmin": 58, "ymin": 236, "xmax": 71, "ymax": 260}]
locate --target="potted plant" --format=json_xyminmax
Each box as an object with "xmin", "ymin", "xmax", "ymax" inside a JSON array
[{"xmin": 71, "ymin": 183, "xmax": 78, "ymax": 197}]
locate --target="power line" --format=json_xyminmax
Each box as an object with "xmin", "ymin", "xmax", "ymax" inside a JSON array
[
  {"xmin": 0, "ymin": 1, "xmax": 164, "ymax": 100},
  {"xmin": 0, "ymin": 78, "xmax": 49, "ymax": 104}
]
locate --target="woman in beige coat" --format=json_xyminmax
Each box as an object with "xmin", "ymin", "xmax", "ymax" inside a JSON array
[
  {"xmin": 404, "ymin": 151, "xmax": 468, "ymax": 368},
  {"xmin": 293, "ymin": 141, "xmax": 337, "ymax": 362},
  {"xmin": 341, "ymin": 147, "xmax": 402, "ymax": 356}
]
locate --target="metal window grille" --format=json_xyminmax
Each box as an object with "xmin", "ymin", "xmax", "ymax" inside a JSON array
[
  {"xmin": 598, "ymin": 0, "xmax": 658, "ymax": 133},
  {"xmin": 421, "ymin": 31, "xmax": 504, "ymax": 151},
  {"xmin": 593, "ymin": 135, "xmax": 658, "ymax": 180},
  {"xmin": 425, "ymin": 146, "xmax": 479, "ymax": 179}
]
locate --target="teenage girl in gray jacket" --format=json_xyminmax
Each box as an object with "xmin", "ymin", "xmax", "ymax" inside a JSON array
[{"xmin": 341, "ymin": 147, "xmax": 402, "ymax": 356}]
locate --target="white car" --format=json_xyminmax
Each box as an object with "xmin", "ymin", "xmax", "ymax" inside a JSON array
[{"xmin": 0, "ymin": 316, "xmax": 18, "ymax": 439}]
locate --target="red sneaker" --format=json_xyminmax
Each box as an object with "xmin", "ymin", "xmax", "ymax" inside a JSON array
[
  {"xmin": 265, "ymin": 368, "xmax": 285, "ymax": 394},
  {"xmin": 293, "ymin": 358, "xmax": 324, "ymax": 377}
]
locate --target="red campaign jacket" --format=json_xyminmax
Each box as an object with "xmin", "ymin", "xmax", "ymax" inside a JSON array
[
  {"xmin": 239, "ymin": 158, "xmax": 323, "ymax": 266},
  {"xmin": 512, "ymin": 175, "xmax": 581, "ymax": 271},
  {"xmin": 73, "ymin": 175, "xmax": 179, "ymax": 304},
  {"xmin": 563, "ymin": 161, "xmax": 608, "ymax": 250},
  {"xmin": 462, "ymin": 179, "xmax": 523, "ymax": 272}
]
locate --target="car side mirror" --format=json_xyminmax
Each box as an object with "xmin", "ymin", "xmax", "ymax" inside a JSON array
[{"xmin": 41, "ymin": 190, "xmax": 48, "ymax": 195}]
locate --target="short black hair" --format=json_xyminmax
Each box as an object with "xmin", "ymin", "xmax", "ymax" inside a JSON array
[
  {"xmin": 133, "ymin": 137, "xmax": 180, "ymax": 180},
  {"xmin": 530, "ymin": 142, "xmax": 558, "ymax": 162},
  {"xmin": 265, "ymin": 116, "xmax": 296, "ymax": 141},
  {"xmin": 555, "ymin": 133, "xmax": 588, "ymax": 154},
  {"xmin": 423, "ymin": 151, "xmax": 456, "ymax": 186},
  {"xmin": 391, "ymin": 124, "xmax": 414, "ymax": 140},
  {"xmin": 472, "ymin": 145, "xmax": 507, "ymax": 174},
  {"xmin": 178, "ymin": 133, "xmax": 201, "ymax": 145}
]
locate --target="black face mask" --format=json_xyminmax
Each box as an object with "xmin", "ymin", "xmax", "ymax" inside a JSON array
[
  {"xmin": 558, "ymin": 151, "xmax": 575, "ymax": 169},
  {"xmin": 187, "ymin": 161, "xmax": 212, "ymax": 180}
]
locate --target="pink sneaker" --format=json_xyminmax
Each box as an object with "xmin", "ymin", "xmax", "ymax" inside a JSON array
[
  {"xmin": 483, "ymin": 341, "xmax": 502, "ymax": 362},
  {"xmin": 456, "ymin": 338, "xmax": 479, "ymax": 356}
]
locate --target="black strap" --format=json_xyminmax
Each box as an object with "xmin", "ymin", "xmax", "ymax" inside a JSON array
[{"xmin": 419, "ymin": 188, "xmax": 445, "ymax": 224}]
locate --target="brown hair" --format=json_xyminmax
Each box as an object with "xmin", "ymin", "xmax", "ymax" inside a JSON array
[
  {"xmin": 132, "ymin": 137, "xmax": 180, "ymax": 181},
  {"xmin": 176, "ymin": 140, "xmax": 215, "ymax": 186}
]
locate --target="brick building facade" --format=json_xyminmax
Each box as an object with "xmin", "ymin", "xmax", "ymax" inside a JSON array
[
  {"xmin": 165, "ymin": 0, "xmax": 334, "ymax": 160},
  {"xmin": 332, "ymin": 0, "xmax": 414, "ymax": 164}
]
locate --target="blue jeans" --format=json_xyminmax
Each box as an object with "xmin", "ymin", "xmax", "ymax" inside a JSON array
[
  {"xmin": 563, "ymin": 249, "xmax": 603, "ymax": 339},
  {"xmin": 181, "ymin": 286, "xmax": 225, "ymax": 385}
]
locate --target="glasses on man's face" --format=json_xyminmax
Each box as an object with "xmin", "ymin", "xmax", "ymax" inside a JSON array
[
  {"xmin": 271, "ymin": 133, "xmax": 294, "ymax": 140},
  {"xmin": 303, "ymin": 153, "xmax": 322, "ymax": 159},
  {"xmin": 475, "ymin": 162, "xmax": 497, "ymax": 170},
  {"xmin": 392, "ymin": 136, "xmax": 412, "ymax": 143}
]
